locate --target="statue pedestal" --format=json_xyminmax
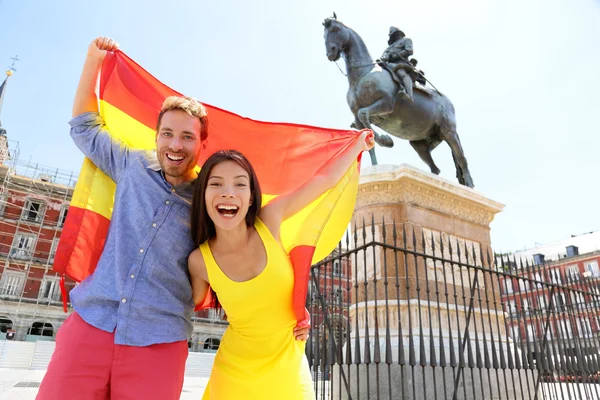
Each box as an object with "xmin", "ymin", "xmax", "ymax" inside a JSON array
[{"xmin": 333, "ymin": 165, "xmax": 537, "ymax": 400}]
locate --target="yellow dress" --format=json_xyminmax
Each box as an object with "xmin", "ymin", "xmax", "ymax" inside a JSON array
[{"xmin": 200, "ymin": 218, "xmax": 315, "ymax": 400}]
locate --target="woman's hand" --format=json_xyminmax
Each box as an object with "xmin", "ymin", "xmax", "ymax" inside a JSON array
[
  {"xmin": 361, "ymin": 130, "xmax": 375, "ymax": 152},
  {"xmin": 294, "ymin": 325, "xmax": 310, "ymax": 341}
]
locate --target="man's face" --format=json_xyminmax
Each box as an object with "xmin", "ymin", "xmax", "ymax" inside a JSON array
[{"xmin": 155, "ymin": 109, "xmax": 203, "ymax": 186}]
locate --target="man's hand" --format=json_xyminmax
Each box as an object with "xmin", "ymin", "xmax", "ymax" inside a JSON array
[
  {"xmin": 72, "ymin": 37, "xmax": 119, "ymax": 117},
  {"xmin": 294, "ymin": 325, "xmax": 310, "ymax": 341},
  {"xmin": 87, "ymin": 36, "xmax": 119, "ymax": 62}
]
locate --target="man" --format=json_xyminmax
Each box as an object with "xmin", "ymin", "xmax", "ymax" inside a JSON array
[
  {"xmin": 36, "ymin": 37, "xmax": 207, "ymax": 400},
  {"xmin": 380, "ymin": 27, "xmax": 415, "ymax": 102}
]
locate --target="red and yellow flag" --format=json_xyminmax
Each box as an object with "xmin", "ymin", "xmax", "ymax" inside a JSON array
[{"xmin": 54, "ymin": 50, "xmax": 362, "ymax": 324}]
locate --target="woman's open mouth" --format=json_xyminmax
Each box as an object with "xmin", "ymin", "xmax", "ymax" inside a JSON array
[{"xmin": 216, "ymin": 204, "xmax": 239, "ymax": 218}]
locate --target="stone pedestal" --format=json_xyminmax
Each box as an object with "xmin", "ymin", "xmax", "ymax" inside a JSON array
[{"xmin": 335, "ymin": 165, "xmax": 538, "ymax": 399}]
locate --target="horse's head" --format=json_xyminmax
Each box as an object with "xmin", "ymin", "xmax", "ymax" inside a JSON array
[{"xmin": 323, "ymin": 13, "xmax": 350, "ymax": 62}]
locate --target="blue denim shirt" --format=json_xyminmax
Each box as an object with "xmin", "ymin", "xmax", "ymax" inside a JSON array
[{"xmin": 68, "ymin": 112, "xmax": 196, "ymax": 346}]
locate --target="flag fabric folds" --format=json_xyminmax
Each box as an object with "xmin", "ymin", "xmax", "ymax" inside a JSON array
[{"xmin": 54, "ymin": 50, "xmax": 363, "ymax": 324}]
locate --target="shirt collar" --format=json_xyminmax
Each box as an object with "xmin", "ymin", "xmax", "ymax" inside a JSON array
[{"xmin": 146, "ymin": 151, "xmax": 162, "ymax": 172}]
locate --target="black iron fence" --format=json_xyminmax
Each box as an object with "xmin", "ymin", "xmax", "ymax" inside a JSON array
[{"xmin": 305, "ymin": 217, "xmax": 600, "ymax": 400}]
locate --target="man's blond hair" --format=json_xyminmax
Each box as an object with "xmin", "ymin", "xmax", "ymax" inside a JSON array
[{"xmin": 156, "ymin": 96, "xmax": 209, "ymax": 140}]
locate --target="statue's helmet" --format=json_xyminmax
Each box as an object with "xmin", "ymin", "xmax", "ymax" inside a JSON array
[{"xmin": 388, "ymin": 26, "xmax": 405, "ymax": 45}]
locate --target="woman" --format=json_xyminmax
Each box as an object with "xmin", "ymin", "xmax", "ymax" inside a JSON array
[{"xmin": 188, "ymin": 131, "xmax": 374, "ymax": 399}]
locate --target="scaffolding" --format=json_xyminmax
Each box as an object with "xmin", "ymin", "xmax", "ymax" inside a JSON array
[{"xmin": 0, "ymin": 136, "xmax": 77, "ymax": 340}]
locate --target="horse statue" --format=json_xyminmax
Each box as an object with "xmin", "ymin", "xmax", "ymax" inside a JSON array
[{"xmin": 323, "ymin": 14, "xmax": 474, "ymax": 188}]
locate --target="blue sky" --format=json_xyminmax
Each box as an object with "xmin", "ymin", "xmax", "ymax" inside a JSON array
[{"xmin": 0, "ymin": 0, "xmax": 599, "ymax": 252}]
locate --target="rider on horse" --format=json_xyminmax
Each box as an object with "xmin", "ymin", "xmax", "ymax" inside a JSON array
[{"xmin": 380, "ymin": 27, "xmax": 425, "ymax": 102}]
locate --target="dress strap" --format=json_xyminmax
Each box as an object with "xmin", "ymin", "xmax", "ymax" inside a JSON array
[{"xmin": 199, "ymin": 241, "xmax": 227, "ymax": 290}]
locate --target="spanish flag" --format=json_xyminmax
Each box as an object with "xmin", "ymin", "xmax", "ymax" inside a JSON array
[{"xmin": 54, "ymin": 50, "xmax": 362, "ymax": 324}]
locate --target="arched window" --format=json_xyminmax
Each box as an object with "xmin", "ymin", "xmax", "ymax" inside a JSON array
[
  {"xmin": 0, "ymin": 317, "xmax": 12, "ymax": 333},
  {"xmin": 203, "ymin": 337, "xmax": 221, "ymax": 351},
  {"xmin": 28, "ymin": 322, "xmax": 53, "ymax": 337}
]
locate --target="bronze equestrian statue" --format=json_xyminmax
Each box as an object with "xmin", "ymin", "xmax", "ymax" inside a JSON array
[{"xmin": 323, "ymin": 14, "xmax": 474, "ymax": 188}]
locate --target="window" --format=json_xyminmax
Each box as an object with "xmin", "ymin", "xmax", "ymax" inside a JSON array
[
  {"xmin": 537, "ymin": 295, "xmax": 547, "ymax": 311},
  {"xmin": 332, "ymin": 260, "xmax": 341, "ymax": 275},
  {"xmin": 39, "ymin": 277, "xmax": 61, "ymax": 302},
  {"xmin": 203, "ymin": 337, "xmax": 221, "ymax": 351},
  {"xmin": 332, "ymin": 285, "xmax": 343, "ymax": 305},
  {"xmin": 49, "ymin": 237, "xmax": 60, "ymax": 262},
  {"xmin": 58, "ymin": 206, "xmax": 68, "ymax": 228},
  {"xmin": 527, "ymin": 325, "xmax": 536, "ymax": 340},
  {"xmin": 207, "ymin": 308, "xmax": 223, "ymax": 320},
  {"xmin": 550, "ymin": 269, "xmax": 562, "ymax": 284},
  {"xmin": 505, "ymin": 300, "xmax": 513, "ymax": 313},
  {"xmin": 522, "ymin": 298, "xmax": 529, "ymax": 311},
  {"xmin": 21, "ymin": 199, "xmax": 46, "ymax": 223},
  {"xmin": 570, "ymin": 291, "xmax": 585, "ymax": 306},
  {"xmin": 554, "ymin": 293, "xmax": 566, "ymax": 310},
  {"xmin": 11, "ymin": 233, "xmax": 36, "ymax": 260},
  {"xmin": 563, "ymin": 320, "xmax": 573, "ymax": 337},
  {"xmin": 308, "ymin": 281, "xmax": 318, "ymax": 301},
  {"xmin": 503, "ymin": 279, "xmax": 513, "ymax": 294},
  {"xmin": 28, "ymin": 322, "xmax": 53, "ymax": 337},
  {"xmin": 0, "ymin": 271, "xmax": 25, "ymax": 296},
  {"xmin": 534, "ymin": 272, "xmax": 543, "ymax": 288},
  {"xmin": 544, "ymin": 325, "xmax": 552, "ymax": 340},
  {"xmin": 567, "ymin": 265, "xmax": 580, "ymax": 281},
  {"xmin": 0, "ymin": 317, "xmax": 12, "ymax": 333},
  {"xmin": 585, "ymin": 261, "xmax": 600, "ymax": 278},
  {"xmin": 519, "ymin": 279, "xmax": 527, "ymax": 292},
  {"xmin": 578, "ymin": 318, "xmax": 593, "ymax": 338}
]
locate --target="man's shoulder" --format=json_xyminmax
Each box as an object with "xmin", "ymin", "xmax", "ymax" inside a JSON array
[
  {"xmin": 119, "ymin": 149, "xmax": 159, "ymax": 171},
  {"xmin": 139, "ymin": 150, "xmax": 160, "ymax": 167}
]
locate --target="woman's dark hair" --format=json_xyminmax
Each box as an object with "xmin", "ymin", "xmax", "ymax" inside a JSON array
[{"xmin": 191, "ymin": 150, "xmax": 262, "ymax": 309}]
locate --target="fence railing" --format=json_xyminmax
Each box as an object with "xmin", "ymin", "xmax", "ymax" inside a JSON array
[{"xmin": 305, "ymin": 217, "xmax": 600, "ymax": 400}]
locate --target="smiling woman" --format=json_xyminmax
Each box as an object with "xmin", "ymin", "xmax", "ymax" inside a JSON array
[{"xmin": 187, "ymin": 129, "xmax": 373, "ymax": 400}]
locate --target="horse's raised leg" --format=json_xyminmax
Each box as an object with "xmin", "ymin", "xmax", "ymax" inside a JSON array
[
  {"xmin": 357, "ymin": 99, "xmax": 395, "ymax": 148},
  {"xmin": 353, "ymin": 118, "xmax": 378, "ymax": 165},
  {"xmin": 439, "ymin": 125, "xmax": 474, "ymax": 188},
  {"xmin": 410, "ymin": 139, "xmax": 441, "ymax": 175}
]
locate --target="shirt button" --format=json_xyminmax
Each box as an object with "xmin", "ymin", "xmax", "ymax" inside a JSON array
[
  {"xmin": 121, "ymin": 299, "xmax": 127, "ymax": 303},
  {"xmin": 152, "ymin": 223, "xmax": 157, "ymax": 228},
  {"xmin": 165, "ymin": 200, "xmax": 170, "ymax": 205},
  {"xmin": 130, "ymin": 274, "xmax": 135, "ymax": 279},
  {"xmin": 139, "ymin": 249, "xmax": 144, "ymax": 253}
]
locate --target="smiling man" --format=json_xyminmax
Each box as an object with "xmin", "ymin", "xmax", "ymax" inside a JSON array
[{"xmin": 37, "ymin": 37, "xmax": 208, "ymax": 400}]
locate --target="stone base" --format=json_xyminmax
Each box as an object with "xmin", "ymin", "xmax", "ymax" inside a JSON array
[{"xmin": 332, "ymin": 364, "xmax": 539, "ymax": 400}]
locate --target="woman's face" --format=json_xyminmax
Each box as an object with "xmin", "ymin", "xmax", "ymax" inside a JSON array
[{"xmin": 204, "ymin": 160, "xmax": 252, "ymax": 231}]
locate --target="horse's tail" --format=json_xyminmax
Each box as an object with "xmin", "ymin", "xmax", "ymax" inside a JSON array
[
  {"xmin": 435, "ymin": 97, "xmax": 464, "ymax": 185},
  {"xmin": 451, "ymin": 148, "xmax": 464, "ymax": 184}
]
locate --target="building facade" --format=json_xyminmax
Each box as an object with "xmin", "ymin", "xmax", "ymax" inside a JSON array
[{"xmin": 500, "ymin": 233, "xmax": 600, "ymax": 364}]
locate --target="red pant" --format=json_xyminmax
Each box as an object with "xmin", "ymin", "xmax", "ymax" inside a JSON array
[{"xmin": 37, "ymin": 312, "xmax": 188, "ymax": 400}]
